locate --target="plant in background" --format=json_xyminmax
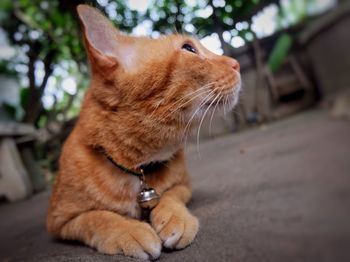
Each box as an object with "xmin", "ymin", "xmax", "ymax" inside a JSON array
[{"xmin": 0, "ymin": 0, "xmax": 85, "ymax": 125}]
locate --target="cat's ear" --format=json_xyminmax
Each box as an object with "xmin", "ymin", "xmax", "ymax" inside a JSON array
[{"xmin": 77, "ymin": 5, "xmax": 134, "ymax": 72}]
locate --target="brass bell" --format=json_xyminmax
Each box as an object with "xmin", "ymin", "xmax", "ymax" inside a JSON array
[{"xmin": 137, "ymin": 188, "xmax": 160, "ymax": 209}]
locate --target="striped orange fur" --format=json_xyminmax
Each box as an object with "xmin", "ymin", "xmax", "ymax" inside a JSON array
[{"xmin": 47, "ymin": 5, "xmax": 241, "ymax": 260}]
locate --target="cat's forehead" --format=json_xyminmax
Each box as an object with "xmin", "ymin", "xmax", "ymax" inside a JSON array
[
  {"xmin": 131, "ymin": 34, "xmax": 200, "ymax": 50},
  {"xmin": 120, "ymin": 33, "xmax": 216, "ymax": 69}
]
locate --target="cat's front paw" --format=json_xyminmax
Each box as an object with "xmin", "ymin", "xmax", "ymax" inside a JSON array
[
  {"xmin": 151, "ymin": 201, "xmax": 199, "ymax": 249},
  {"xmin": 97, "ymin": 221, "xmax": 161, "ymax": 260}
]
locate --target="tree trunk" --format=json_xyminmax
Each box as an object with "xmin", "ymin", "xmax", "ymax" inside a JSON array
[{"xmin": 23, "ymin": 49, "xmax": 56, "ymax": 125}]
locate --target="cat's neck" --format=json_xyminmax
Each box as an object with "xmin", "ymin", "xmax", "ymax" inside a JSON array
[{"xmin": 76, "ymin": 90, "xmax": 183, "ymax": 168}]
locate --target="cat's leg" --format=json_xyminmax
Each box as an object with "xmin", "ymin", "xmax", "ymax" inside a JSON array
[
  {"xmin": 60, "ymin": 210, "xmax": 161, "ymax": 260},
  {"xmin": 151, "ymin": 184, "xmax": 199, "ymax": 249}
]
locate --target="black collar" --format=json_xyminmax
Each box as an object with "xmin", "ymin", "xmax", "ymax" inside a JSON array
[{"xmin": 98, "ymin": 147, "xmax": 168, "ymax": 177}]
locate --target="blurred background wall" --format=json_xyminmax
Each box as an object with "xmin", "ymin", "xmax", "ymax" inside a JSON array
[{"xmin": 0, "ymin": 0, "xmax": 349, "ymax": 201}]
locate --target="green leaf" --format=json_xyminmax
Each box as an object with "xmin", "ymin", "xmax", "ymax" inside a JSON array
[
  {"xmin": 2, "ymin": 102, "xmax": 24, "ymax": 121},
  {"xmin": 267, "ymin": 33, "xmax": 293, "ymax": 73},
  {"xmin": 2, "ymin": 102, "xmax": 17, "ymax": 119},
  {"xmin": 20, "ymin": 87, "xmax": 30, "ymax": 109}
]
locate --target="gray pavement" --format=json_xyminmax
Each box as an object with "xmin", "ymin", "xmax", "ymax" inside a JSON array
[{"xmin": 1, "ymin": 109, "xmax": 350, "ymax": 262}]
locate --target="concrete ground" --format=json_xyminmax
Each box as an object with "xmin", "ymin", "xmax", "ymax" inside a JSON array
[{"xmin": 1, "ymin": 109, "xmax": 350, "ymax": 262}]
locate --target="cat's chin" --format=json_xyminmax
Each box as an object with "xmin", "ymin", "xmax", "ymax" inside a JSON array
[{"xmin": 138, "ymin": 145, "xmax": 181, "ymax": 166}]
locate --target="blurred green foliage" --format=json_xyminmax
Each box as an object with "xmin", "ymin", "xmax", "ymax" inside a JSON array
[
  {"xmin": 268, "ymin": 33, "xmax": 293, "ymax": 73},
  {"xmin": 0, "ymin": 0, "xmax": 84, "ymax": 124},
  {"xmin": 0, "ymin": 0, "xmax": 332, "ymax": 127}
]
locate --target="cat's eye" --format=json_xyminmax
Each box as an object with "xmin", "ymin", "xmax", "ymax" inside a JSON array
[{"xmin": 182, "ymin": 43, "xmax": 197, "ymax": 54}]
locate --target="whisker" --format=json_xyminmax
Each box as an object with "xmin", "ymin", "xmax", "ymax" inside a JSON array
[
  {"xmin": 170, "ymin": 82, "xmax": 216, "ymax": 109},
  {"xmin": 226, "ymin": 88, "xmax": 235, "ymax": 113},
  {"xmin": 209, "ymin": 91, "xmax": 222, "ymax": 135},
  {"xmin": 149, "ymin": 98, "xmax": 164, "ymax": 118},
  {"xmin": 196, "ymin": 92, "xmax": 221, "ymax": 158},
  {"xmin": 223, "ymin": 93, "xmax": 229, "ymax": 115},
  {"xmin": 150, "ymin": 83, "xmax": 215, "ymax": 121},
  {"xmin": 223, "ymin": 95, "xmax": 227, "ymax": 115},
  {"xmin": 183, "ymin": 89, "xmax": 216, "ymax": 135},
  {"xmin": 182, "ymin": 89, "xmax": 216, "ymax": 145},
  {"xmin": 170, "ymin": 88, "xmax": 212, "ymax": 112},
  {"xmin": 149, "ymin": 87, "xmax": 208, "ymax": 119},
  {"xmin": 170, "ymin": 83, "xmax": 213, "ymax": 106},
  {"xmin": 161, "ymin": 88, "xmax": 212, "ymax": 120}
]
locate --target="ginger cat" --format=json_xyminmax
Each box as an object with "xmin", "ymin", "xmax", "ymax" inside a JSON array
[{"xmin": 47, "ymin": 5, "xmax": 241, "ymax": 260}]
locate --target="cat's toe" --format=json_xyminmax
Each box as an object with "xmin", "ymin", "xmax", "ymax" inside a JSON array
[
  {"xmin": 131, "ymin": 223, "xmax": 162, "ymax": 259},
  {"xmin": 151, "ymin": 206, "xmax": 199, "ymax": 249},
  {"xmin": 175, "ymin": 214, "xmax": 199, "ymax": 249},
  {"xmin": 98, "ymin": 222, "xmax": 161, "ymax": 260},
  {"xmin": 159, "ymin": 216, "xmax": 184, "ymax": 248}
]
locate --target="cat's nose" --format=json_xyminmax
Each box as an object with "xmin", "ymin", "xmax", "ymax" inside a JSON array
[{"xmin": 229, "ymin": 58, "xmax": 240, "ymax": 72}]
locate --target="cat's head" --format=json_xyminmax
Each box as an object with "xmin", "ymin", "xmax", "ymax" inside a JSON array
[{"xmin": 77, "ymin": 5, "xmax": 241, "ymax": 128}]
